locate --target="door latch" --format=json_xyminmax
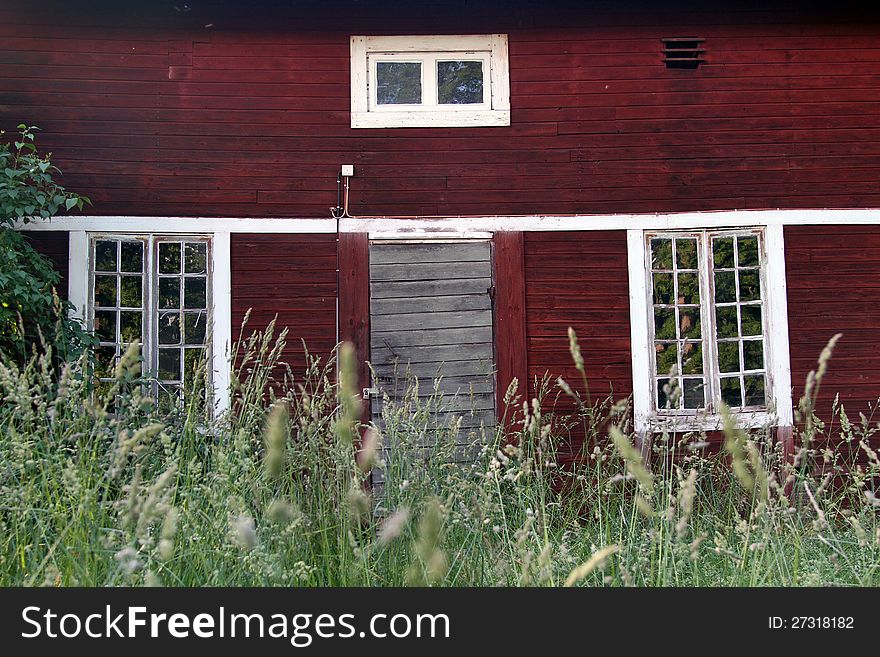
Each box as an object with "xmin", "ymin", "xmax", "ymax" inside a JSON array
[{"xmin": 362, "ymin": 387, "xmax": 380, "ymax": 400}]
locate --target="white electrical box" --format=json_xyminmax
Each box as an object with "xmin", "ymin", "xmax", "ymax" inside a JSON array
[{"xmin": 341, "ymin": 165, "xmax": 355, "ymax": 177}]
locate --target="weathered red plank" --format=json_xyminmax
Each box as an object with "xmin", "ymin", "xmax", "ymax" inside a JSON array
[
  {"xmin": 493, "ymin": 232, "xmax": 528, "ymax": 427},
  {"xmin": 19, "ymin": 231, "xmax": 69, "ymax": 300}
]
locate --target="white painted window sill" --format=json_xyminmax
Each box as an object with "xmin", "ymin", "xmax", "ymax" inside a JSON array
[
  {"xmin": 351, "ymin": 110, "xmax": 510, "ymax": 129},
  {"xmin": 636, "ymin": 410, "xmax": 782, "ymax": 433}
]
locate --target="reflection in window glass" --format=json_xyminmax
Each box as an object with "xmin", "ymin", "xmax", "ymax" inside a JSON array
[
  {"xmin": 159, "ymin": 242, "xmax": 181, "ymax": 274},
  {"xmin": 376, "ymin": 62, "xmax": 422, "ymax": 105},
  {"xmin": 437, "ymin": 60, "xmax": 484, "ymax": 104},
  {"xmin": 95, "ymin": 240, "xmax": 117, "ymax": 272},
  {"xmin": 185, "ymin": 242, "xmax": 207, "ymax": 273},
  {"xmin": 120, "ymin": 241, "xmax": 143, "ymax": 273}
]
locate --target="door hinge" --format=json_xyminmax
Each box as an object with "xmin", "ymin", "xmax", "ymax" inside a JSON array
[{"xmin": 487, "ymin": 285, "xmax": 496, "ymax": 300}]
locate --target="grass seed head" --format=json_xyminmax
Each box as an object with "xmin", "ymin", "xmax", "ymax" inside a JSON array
[
  {"xmin": 264, "ymin": 400, "xmax": 289, "ymax": 479},
  {"xmin": 563, "ymin": 545, "xmax": 619, "ymax": 587},
  {"xmin": 377, "ymin": 507, "xmax": 411, "ymax": 546},
  {"xmin": 231, "ymin": 514, "xmax": 257, "ymax": 551},
  {"xmin": 568, "ymin": 327, "xmax": 585, "ymax": 374},
  {"xmin": 357, "ymin": 427, "xmax": 381, "ymax": 474}
]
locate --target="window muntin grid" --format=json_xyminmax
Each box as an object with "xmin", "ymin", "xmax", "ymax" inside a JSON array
[
  {"xmin": 649, "ymin": 235, "xmax": 707, "ymax": 411},
  {"xmin": 92, "ymin": 237, "xmax": 145, "ymax": 384},
  {"xmin": 155, "ymin": 239, "xmax": 209, "ymax": 408},
  {"xmin": 646, "ymin": 229, "xmax": 768, "ymax": 415},
  {"xmin": 711, "ymin": 234, "xmax": 767, "ymax": 409},
  {"xmin": 89, "ymin": 235, "xmax": 210, "ymax": 407}
]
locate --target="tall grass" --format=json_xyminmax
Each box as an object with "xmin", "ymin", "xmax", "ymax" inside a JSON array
[{"xmin": 0, "ymin": 319, "xmax": 877, "ymax": 586}]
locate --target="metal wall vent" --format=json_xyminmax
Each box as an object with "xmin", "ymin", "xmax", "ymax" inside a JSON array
[{"xmin": 662, "ymin": 37, "xmax": 705, "ymax": 69}]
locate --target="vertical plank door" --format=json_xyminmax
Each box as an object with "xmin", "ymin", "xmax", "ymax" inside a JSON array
[{"xmin": 368, "ymin": 241, "xmax": 496, "ymax": 486}]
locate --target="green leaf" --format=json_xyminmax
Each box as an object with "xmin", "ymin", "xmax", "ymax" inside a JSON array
[{"xmin": 64, "ymin": 197, "xmax": 78, "ymax": 210}]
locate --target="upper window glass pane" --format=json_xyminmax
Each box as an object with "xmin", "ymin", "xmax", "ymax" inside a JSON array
[
  {"xmin": 437, "ymin": 60, "xmax": 484, "ymax": 104},
  {"xmin": 376, "ymin": 62, "xmax": 422, "ymax": 105},
  {"xmin": 94, "ymin": 240, "xmax": 117, "ymax": 272},
  {"xmin": 158, "ymin": 241, "xmax": 182, "ymax": 274},
  {"xmin": 120, "ymin": 241, "xmax": 143, "ymax": 273}
]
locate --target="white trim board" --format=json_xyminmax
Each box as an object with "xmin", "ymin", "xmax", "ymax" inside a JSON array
[
  {"xmin": 764, "ymin": 224, "xmax": 794, "ymax": 427},
  {"xmin": 15, "ymin": 208, "xmax": 880, "ymax": 235},
  {"xmin": 67, "ymin": 231, "xmax": 89, "ymax": 322},
  {"xmin": 17, "ymin": 216, "xmax": 338, "ymax": 233},
  {"xmin": 211, "ymin": 231, "xmax": 232, "ymax": 415},
  {"xmin": 342, "ymin": 209, "xmax": 880, "ymax": 233}
]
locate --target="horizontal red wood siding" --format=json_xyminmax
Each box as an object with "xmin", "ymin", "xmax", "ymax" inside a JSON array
[
  {"xmin": 230, "ymin": 233, "xmax": 337, "ymax": 381},
  {"xmin": 524, "ymin": 230, "xmax": 632, "ymax": 459},
  {"xmin": 785, "ymin": 225, "xmax": 880, "ymax": 452},
  {"xmin": 19, "ymin": 230, "xmax": 69, "ymax": 299},
  {"xmin": 3, "ymin": 1, "xmax": 880, "ymax": 217}
]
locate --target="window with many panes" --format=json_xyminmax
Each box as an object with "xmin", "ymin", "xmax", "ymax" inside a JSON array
[
  {"xmin": 646, "ymin": 229, "xmax": 769, "ymax": 416},
  {"xmin": 350, "ymin": 35, "xmax": 510, "ymax": 128},
  {"xmin": 90, "ymin": 235, "xmax": 211, "ymax": 409}
]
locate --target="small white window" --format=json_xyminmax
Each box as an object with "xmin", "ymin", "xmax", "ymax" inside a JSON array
[
  {"xmin": 350, "ymin": 34, "xmax": 510, "ymax": 128},
  {"xmin": 89, "ymin": 234, "xmax": 211, "ymax": 410},
  {"xmin": 628, "ymin": 226, "xmax": 793, "ymax": 432}
]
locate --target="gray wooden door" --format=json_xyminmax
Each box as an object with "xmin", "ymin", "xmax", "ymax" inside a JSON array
[{"xmin": 368, "ymin": 241, "xmax": 496, "ymax": 475}]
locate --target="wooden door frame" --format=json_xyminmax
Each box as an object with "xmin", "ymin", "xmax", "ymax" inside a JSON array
[
  {"xmin": 493, "ymin": 231, "xmax": 528, "ymax": 430},
  {"xmin": 337, "ymin": 232, "xmax": 371, "ymax": 425},
  {"xmin": 341, "ymin": 232, "xmax": 528, "ymax": 430}
]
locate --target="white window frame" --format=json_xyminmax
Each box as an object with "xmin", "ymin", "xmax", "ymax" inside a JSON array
[
  {"xmin": 70, "ymin": 229, "xmax": 232, "ymax": 414},
  {"xmin": 627, "ymin": 224, "xmax": 793, "ymax": 433},
  {"xmin": 350, "ymin": 34, "xmax": 511, "ymax": 128}
]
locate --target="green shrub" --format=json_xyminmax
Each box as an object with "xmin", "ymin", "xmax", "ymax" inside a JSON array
[{"xmin": 0, "ymin": 124, "xmax": 92, "ymax": 363}]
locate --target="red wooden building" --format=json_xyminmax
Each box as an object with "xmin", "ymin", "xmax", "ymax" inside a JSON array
[{"xmin": 5, "ymin": 0, "xmax": 880, "ymax": 459}]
